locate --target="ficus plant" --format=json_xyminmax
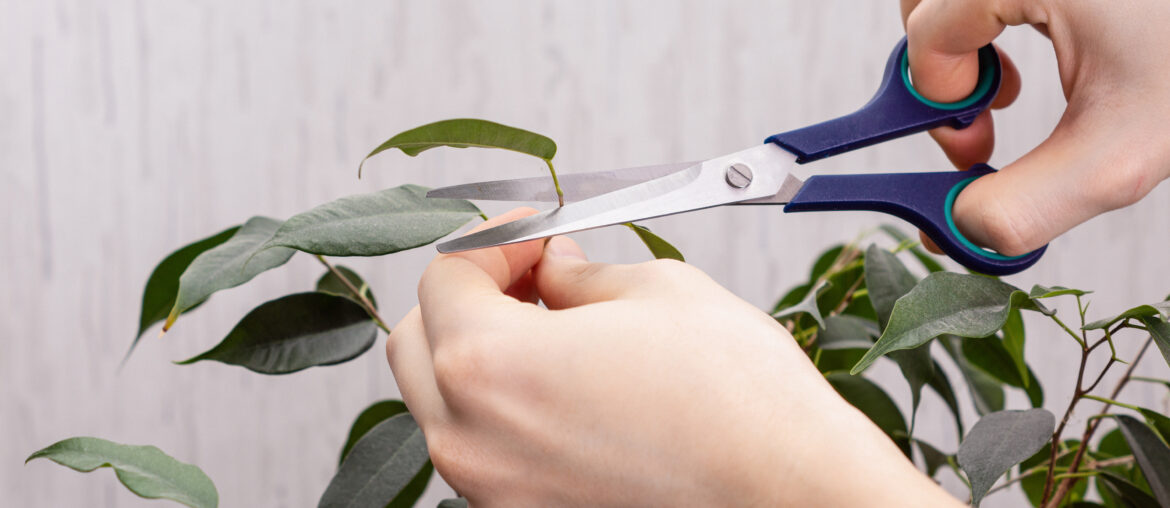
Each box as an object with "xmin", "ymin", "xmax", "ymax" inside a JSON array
[{"xmin": 26, "ymin": 119, "xmax": 1170, "ymax": 508}]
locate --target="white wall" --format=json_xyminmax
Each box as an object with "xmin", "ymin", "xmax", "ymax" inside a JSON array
[{"xmin": 3, "ymin": 1, "xmax": 1168, "ymax": 506}]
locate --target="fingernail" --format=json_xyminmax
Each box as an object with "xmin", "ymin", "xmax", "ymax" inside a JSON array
[{"xmin": 545, "ymin": 236, "xmax": 587, "ymax": 260}]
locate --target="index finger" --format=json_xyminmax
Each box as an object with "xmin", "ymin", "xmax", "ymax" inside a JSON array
[{"xmin": 417, "ymin": 207, "xmax": 546, "ymax": 340}]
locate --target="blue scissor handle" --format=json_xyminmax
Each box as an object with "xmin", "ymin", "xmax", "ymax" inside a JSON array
[
  {"xmin": 782, "ymin": 165, "xmax": 1046, "ymax": 276},
  {"xmin": 766, "ymin": 38, "xmax": 1001, "ymax": 163}
]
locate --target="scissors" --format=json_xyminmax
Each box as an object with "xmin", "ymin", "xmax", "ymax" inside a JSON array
[{"xmin": 426, "ymin": 38, "xmax": 1046, "ymax": 276}]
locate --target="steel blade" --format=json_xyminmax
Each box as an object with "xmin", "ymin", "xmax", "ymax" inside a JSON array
[
  {"xmin": 437, "ymin": 144, "xmax": 797, "ymax": 252},
  {"xmin": 426, "ymin": 161, "xmax": 696, "ymax": 202}
]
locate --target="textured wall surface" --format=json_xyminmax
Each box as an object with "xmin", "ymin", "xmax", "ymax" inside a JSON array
[{"xmin": 3, "ymin": 1, "xmax": 1168, "ymax": 506}]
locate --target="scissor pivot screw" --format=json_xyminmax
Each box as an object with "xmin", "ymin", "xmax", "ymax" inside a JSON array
[{"xmin": 725, "ymin": 163, "xmax": 753, "ymax": 188}]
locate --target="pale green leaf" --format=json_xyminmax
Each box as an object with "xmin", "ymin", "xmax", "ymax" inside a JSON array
[
  {"xmin": 626, "ymin": 223, "xmax": 684, "ymax": 262},
  {"xmin": 26, "ymin": 437, "xmax": 217, "ymax": 508},
  {"xmin": 177, "ymin": 293, "xmax": 377, "ymax": 374},
  {"xmin": 851, "ymin": 273, "xmax": 1051, "ymax": 374},
  {"xmin": 865, "ymin": 244, "xmax": 933, "ymax": 429},
  {"xmin": 1085, "ymin": 303, "xmax": 1170, "ymax": 331},
  {"xmin": 337, "ymin": 401, "xmax": 432, "ymax": 508},
  {"xmin": 360, "ymin": 119, "xmax": 557, "ymax": 176},
  {"xmin": 957, "ymin": 409, "xmax": 1055, "ymax": 507},
  {"xmin": 1028, "ymin": 285, "xmax": 1090, "ymax": 299},
  {"xmin": 1137, "ymin": 316, "xmax": 1170, "ymax": 372},
  {"xmin": 164, "ymin": 216, "xmax": 295, "ymax": 331},
  {"xmin": 319, "ymin": 414, "xmax": 430, "ymax": 508},
  {"xmin": 264, "ymin": 185, "xmax": 481, "ymax": 257},
  {"xmin": 773, "ymin": 279, "xmax": 830, "ymax": 329},
  {"xmin": 817, "ymin": 315, "xmax": 879, "ymax": 350}
]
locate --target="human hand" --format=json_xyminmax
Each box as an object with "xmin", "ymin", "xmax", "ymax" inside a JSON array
[
  {"xmin": 901, "ymin": 0, "xmax": 1170, "ymax": 255},
  {"xmin": 386, "ymin": 209, "xmax": 959, "ymax": 507}
]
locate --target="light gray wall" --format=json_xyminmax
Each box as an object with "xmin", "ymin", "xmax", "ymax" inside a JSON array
[{"xmin": 3, "ymin": 1, "xmax": 1168, "ymax": 506}]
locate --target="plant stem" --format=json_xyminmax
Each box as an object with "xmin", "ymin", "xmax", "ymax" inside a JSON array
[
  {"xmin": 1050, "ymin": 313, "xmax": 1087, "ymax": 348},
  {"xmin": 1040, "ymin": 344, "xmax": 1091, "ymax": 503},
  {"xmin": 314, "ymin": 255, "xmax": 391, "ymax": 334},
  {"xmin": 545, "ymin": 159, "xmax": 565, "ymax": 207},
  {"xmin": 1043, "ymin": 337, "xmax": 1154, "ymax": 507}
]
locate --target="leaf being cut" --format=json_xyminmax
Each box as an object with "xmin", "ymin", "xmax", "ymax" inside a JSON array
[
  {"xmin": 865, "ymin": 245, "xmax": 934, "ymax": 430},
  {"xmin": 164, "ymin": 216, "xmax": 296, "ymax": 332},
  {"xmin": 851, "ymin": 272, "xmax": 1051, "ymax": 374},
  {"xmin": 1029, "ymin": 285, "xmax": 1090, "ymax": 299},
  {"xmin": 319, "ymin": 414, "xmax": 430, "ymax": 508},
  {"xmin": 317, "ymin": 266, "xmax": 378, "ymax": 309},
  {"xmin": 26, "ymin": 437, "xmax": 217, "ymax": 508},
  {"xmin": 177, "ymin": 293, "xmax": 378, "ymax": 374},
  {"xmin": 264, "ymin": 185, "xmax": 482, "ymax": 257},
  {"xmin": 626, "ymin": 223, "xmax": 684, "ymax": 262},
  {"xmin": 1116, "ymin": 414, "xmax": 1170, "ymax": 506},
  {"xmin": 957, "ymin": 409, "xmax": 1055, "ymax": 507},
  {"xmin": 360, "ymin": 118, "xmax": 557, "ymax": 171},
  {"xmin": 337, "ymin": 400, "xmax": 432, "ymax": 508},
  {"xmin": 132, "ymin": 226, "xmax": 239, "ymax": 354}
]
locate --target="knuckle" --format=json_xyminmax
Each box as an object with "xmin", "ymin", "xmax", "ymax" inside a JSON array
[
  {"xmin": 971, "ymin": 197, "xmax": 1037, "ymax": 256},
  {"xmin": 431, "ymin": 339, "xmax": 495, "ymax": 402},
  {"xmin": 1085, "ymin": 156, "xmax": 1162, "ymax": 211}
]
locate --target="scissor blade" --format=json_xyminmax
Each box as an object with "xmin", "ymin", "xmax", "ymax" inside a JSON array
[
  {"xmin": 437, "ymin": 144, "xmax": 797, "ymax": 253},
  {"xmin": 426, "ymin": 161, "xmax": 696, "ymax": 202}
]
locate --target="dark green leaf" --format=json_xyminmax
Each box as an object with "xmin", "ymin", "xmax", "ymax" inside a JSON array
[
  {"xmin": 437, "ymin": 499, "xmax": 468, "ymax": 508},
  {"xmin": 864, "ymin": 245, "xmax": 933, "ymax": 429},
  {"xmin": 1029, "ymin": 285, "xmax": 1091, "ymax": 299},
  {"xmin": 773, "ymin": 280, "xmax": 830, "ymax": 329},
  {"xmin": 926, "ymin": 360, "xmax": 965, "ymax": 439},
  {"xmin": 339, "ymin": 401, "xmax": 408, "ymax": 464},
  {"xmin": 360, "ymin": 118, "xmax": 556, "ymax": 174},
  {"xmin": 771, "ymin": 283, "xmax": 810, "ymax": 315},
  {"xmin": 133, "ymin": 226, "xmax": 239, "ymax": 354},
  {"xmin": 1097, "ymin": 471, "xmax": 1160, "ymax": 508},
  {"xmin": 957, "ymin": 409, "xmax": 1055, "ymax": 507},
  {"xmin": 319, "ymin": 414, "xmax": 430, "ymax": 508},
  {"xmin": 914, "ymin": 439, "xmax": 951, "ymax": 477},
  {"xmin": 809, "ymin": 244, "xmax": 846, "ymax": 282},
  {"xmin": 264, "ymin": 185, "xmax": 481, "ymax": 257},
  {"xmin": 164, "ymin": 217, "xmax": 296, "ymax": 331},
  {"xmin": 177, "ymin": 293, "xmax": 377, "ymax": 374},
  {"xmin": 852, "ymin": 272, "xmax": 1051, "ymax": 374},
  {"xmin": 1137, "ymin": 407, "xmax": 1170, "ymax": 445},
  {"xmin": 1137, "ymin": 316, "xmax": 1170, "ymax": 371},
  {"xmin": 878, "ymin": 224, "xmax": 945, "ymax": 273},
  {"xmin": 815, "ymin": 348, "xmax": 867, "ymax": 374},
  {"xmin": 826, "ymin": 373, "xmax": 911, "ymax": 457},
  {"xmin": 626, "ymin": 223, "xmax": 684, "ymax": 262},
  {"xmin": 817, "ymin": 315, "xmax": 878, "ymax": 350},
  {"xmin": 1002, "ymin": 307, "xmax": 1030, "ymax": 387},
  {"xmin": 1085, "ymin": 303, "xmax": 1170, "ymax": 331},
  {"xmin": 962, "ymin": 336, "xmax": 1044, "ymax": 407},
  {"xmin": 317, "ymin": 266, "xmax": 378, "ymax": 310},
  {"xmin": 26, "ymin": 437, "xmax": 217, "ymax": 508},
  {"xmin": 1116, "ymin": 414, "xmax": 1170, "ymax": 506},
  {"xmin": 942, "ymin": 336, "xmax": 1005, "ymax": 415},
  {"xmin": 841, "ymin": 291, "xmax": 880, "ymax": 322},
  {"xmin": 385, "ymin": 461, "xmax": 433, "ymax": 508}
]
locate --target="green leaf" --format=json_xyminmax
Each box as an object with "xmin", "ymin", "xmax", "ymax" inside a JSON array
[
  {"xmin": 625, "ymin": 223, "xmax": 684, "ymax": 262},
  {"xmin": 961, "ymin": 336, "xmax": 1044, "ymax": 407},
  {"xmin": 826, "ymin": 372, "xmax": 911, "ymax": 457},
  {"xmin": 773, "ymin": 279, "xmax": 830, "ymax": 329},
  {"xmin": 815, "ymin": 348, "xmax": 867, "ymax": 374},
  {"xmin": 1002, "ymin": 307, "xmax": 1030, "ymax": 387},
  {"xmin": 132, "ymin": 226, "xmax": 239, "ymax": 354},
  {"xmin": 851, "ymin": 272, "xmax": 1051, "ymax": 374},
  {"xmin": 809, "ymin": 244, "xmax": 846, "ymax": 281},
  {"xmin": 1085, "ymin": 303, "xmax": 1170, "ymax": 330},
  {"xmin": 1137, "ymin": 316, "xmax": 1170, "ymax": 371},
  {"xmin": 360, "ymin": 118, "xmax": 556, "ymax": 171},
  {"xmin": 957, "ymin": 409, "xmax": 1055, "ymax": 507},
  {"xmin": 264, "ymin": 185, "xmax": 481, "ymax": 257},
  {"xmin": 771, "ymin": 283, "xmax": 810, "ymax": 315},
  {"xmin": 317, "ymin": 266, "xmax": 378, "ymax": 310},
  {"xmin": 319, "ymin": 414, "xmax": 430, "ymax": 508},
  {"xmin": 1029, "ymin": 285, "xmax": 1091, "ymax": 299},
  {"xmin": 816, "ymin": 264, "xmax": 865, "ymax": 317},
  {"xmin": 437, "ymin": 499, "xmax": 468, "ymax": 508},
  {"xmin": 1116, "ymin": 414, "xmax": 1170, "ymax": 506},
  {"xmin": 26, "ymin": 437, "xmax": 217, "ymax": 508},
  {"xmin": 177, "ymin": 293, "xmax": 378, "ymax": 374},
  {"xmin": 817, "ymin": 315, "xmax": 879, "ymax": 350},
  {"xmin": 865, "ymin": 244, "xmax": 933, "ymax": 429},
  {"xmin": 879, "ymin": 224, "xmax": 944, "ymax": 273},
  {"xmin": 1097, "ymin": 471, "xmax": 1160, "ymax": 508},
  {"xmin": 914, "ymin": 439, "xmax": 951, "ymax": 477},
  {"xmin": 339, "ymin": 401, "xmax": 409, "ymax": 464},
  {"xmin": 942, "ymin": 336, "xmax": 1006, "ymax": 415},
  {"xmin": 926, "ymin": 360, "xmax": 965, "ymax": 439},
  {"xmin": 164, "ymin": 217, "xmax": 296, "ymax": 331}
]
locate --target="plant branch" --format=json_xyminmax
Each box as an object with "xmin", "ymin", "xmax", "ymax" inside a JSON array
[
  {"xmin": 1049, "ymin": 313, "xmax": 1087, "ymax": 348},
  {"xmin": 1040, "ymin": 344, "xmax": 1092, "ymax": 503},
  {"xmin": 314, "ymin": 255, "xmax": 391, "ymax": 334}
]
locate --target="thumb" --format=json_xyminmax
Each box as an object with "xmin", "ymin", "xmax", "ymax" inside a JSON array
[{"xmin": 534, "ymin": 236, "xmax": 640, "ymax": 310}]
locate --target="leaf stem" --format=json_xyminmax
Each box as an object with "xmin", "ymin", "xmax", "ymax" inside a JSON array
[
  {"xmin": 314, "ymin": 255, "xmax": 391, "ymax": 334},
  {"xmin": 545, "ymin": 159, "xmax": 565, "ymax": 207},
  {"xmin": 1081, "ymin": 394, "xmax": 1140, "ymax": 412},
  {"xmin": 1049, "ymin": 313, "xmax": 1086, "ymax": 349}
]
